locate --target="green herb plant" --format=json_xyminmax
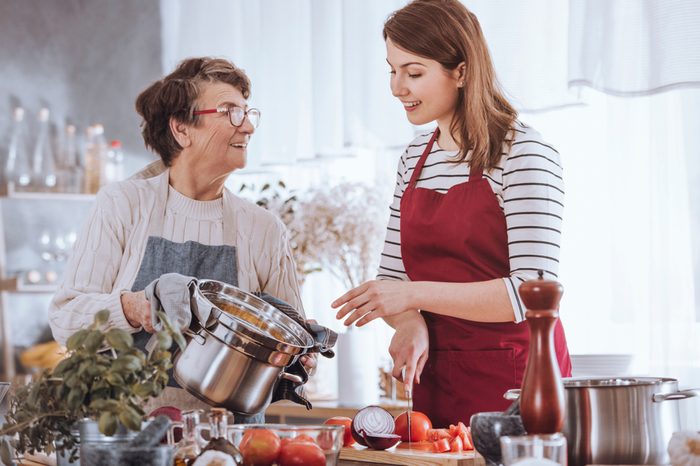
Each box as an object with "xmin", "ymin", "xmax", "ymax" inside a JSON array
[{"xmin": 0, "ymin": 309, "xmax": 185, "ymax": 462}]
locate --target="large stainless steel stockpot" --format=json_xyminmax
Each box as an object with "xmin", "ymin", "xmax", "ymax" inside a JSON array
[
  {"xmin": 564, "ymin": 377, "xmax": 698, "ymax": 466},
  {"xmin": 173, "ymin": 280, "xmax": 315, "ymax": 415},
  {"xmin": 506, "ymin": 377, "xmax": 699, "ymax": 466}
]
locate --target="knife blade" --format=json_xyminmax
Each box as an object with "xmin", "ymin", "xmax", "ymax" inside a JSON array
[{"xmin": 403, "ymin": 367, "xmax": 412, "ymax": 445}]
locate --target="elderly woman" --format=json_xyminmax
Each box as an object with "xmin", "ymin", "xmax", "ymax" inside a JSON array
[{"xmin": 48, "ymin": 57, "xmax": 314, "ymax": 422}]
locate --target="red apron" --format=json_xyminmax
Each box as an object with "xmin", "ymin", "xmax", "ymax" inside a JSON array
[{"xmin": 402, "ymin": 130, "xmax": 572, "ymax": 427}]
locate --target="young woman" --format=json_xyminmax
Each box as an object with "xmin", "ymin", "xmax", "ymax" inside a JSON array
[{"xmin": 333, "ymin": 0, "xmax": 571, "ymax": 426}]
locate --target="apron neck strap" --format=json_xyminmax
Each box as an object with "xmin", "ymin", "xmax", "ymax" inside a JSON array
[{"xmin": 408, "ymin": 128, "xmax": 440, "ymax": 189}]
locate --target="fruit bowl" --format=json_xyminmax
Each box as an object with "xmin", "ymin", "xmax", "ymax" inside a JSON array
[{"xmin": 228, "ymin": 423, "xmax": 345, "ymax": 466}]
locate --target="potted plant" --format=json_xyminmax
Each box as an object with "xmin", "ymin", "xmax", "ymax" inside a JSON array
[{"xmin": 0, "ymin": 309, "xmax": 185, "ymax": 464}]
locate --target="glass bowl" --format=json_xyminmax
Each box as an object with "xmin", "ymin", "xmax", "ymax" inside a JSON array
[{"xmin": 228, "ymin": 423, "xmax": 344, "ymax": 466}]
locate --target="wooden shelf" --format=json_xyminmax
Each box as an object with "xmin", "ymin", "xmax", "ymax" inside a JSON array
[
  {"xmin": 2, "ymin": 189, "xmax": 95, "ymax": 202},
  {"xmin": 0, "ymin": 277, "xmax": 57, "ymax": 293}
]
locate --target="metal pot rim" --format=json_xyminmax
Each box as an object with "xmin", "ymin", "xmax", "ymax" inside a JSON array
[
  {"xmin": 196, "ymin": 279, "xmax": 314, "ymax": 353},
  {"xmin": 563, "ymin": 376, "xmax": 677, "ymax": 388}
]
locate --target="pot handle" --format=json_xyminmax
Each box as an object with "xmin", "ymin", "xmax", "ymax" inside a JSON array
[
  {"xmin": 280, "ymin": 371, "xmax": 304, "ymax": 384},
  {"xmin": 504, "ymin": 389, "xmax": 521, "ymax": 400},
  {"xmin": 653, "ymin": 388, "xmax": 700, "ymax": 402},
  {"xmin": 184, "ymin": 328, "xmax": 206, "ymax": 345}
]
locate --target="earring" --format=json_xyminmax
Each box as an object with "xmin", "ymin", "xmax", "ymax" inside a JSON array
[{"xmin": 459, "ymin": 81, "xmax": 464, "ymax": 87}]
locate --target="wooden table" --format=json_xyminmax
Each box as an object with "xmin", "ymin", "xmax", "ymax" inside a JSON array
[
  {"xmin": 339, "ymin": 445, "xmax": 485, "ymax": 466},
  {"xmin": 264, "ymin": 398, "xmax": 406, "ymax": 424}
]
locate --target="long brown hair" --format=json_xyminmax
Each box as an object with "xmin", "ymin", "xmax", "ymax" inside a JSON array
[{"xmin": 383, "ymin": 0, "xmax": 517, "ymax": 170}]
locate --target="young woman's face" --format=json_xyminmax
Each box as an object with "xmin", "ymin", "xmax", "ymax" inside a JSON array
[{"xmin": 386, "ymin": 38, "xmax": 461, "ymax": 126}]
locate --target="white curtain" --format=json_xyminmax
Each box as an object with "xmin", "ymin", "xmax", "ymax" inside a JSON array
[{"xmin": 568, "ymin": 0, "xmax": 700, "ymax": 96}]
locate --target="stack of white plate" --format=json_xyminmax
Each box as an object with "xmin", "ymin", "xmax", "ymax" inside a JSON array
[{"xmin": 570, "ymin": 354, "xmax": 634, "ymax": 378}]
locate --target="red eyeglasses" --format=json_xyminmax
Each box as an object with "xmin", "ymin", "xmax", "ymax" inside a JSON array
[{"xmin": 193, "ymin": 105, "xmax": 261, "ymax": 128}]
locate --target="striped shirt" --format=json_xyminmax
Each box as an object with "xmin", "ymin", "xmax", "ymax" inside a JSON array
[{"xmin": 377, "ymin": 121, "xmax": 563, "ymax": 322}]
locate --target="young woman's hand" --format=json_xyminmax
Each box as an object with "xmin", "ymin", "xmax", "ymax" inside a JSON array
[
  {"xmin": 120, "ymin": 290, "xmax": 154, "ymax": 332},
  {"xmin": 332, "ymin": 280, "xmax": 415, "ymax": 327},
  {"xmin": 389, "ymin": 312, "xmax": 429, "ymax": 394}
]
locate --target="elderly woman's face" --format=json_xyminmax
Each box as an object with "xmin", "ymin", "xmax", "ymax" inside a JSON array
[{"xmin": 187, "ymin": 81, "xmax": 255, "ymax": 172}]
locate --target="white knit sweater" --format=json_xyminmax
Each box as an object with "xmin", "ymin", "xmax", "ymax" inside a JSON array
[{"xmin": 49, "ymin": 169, "xmax": 303, "ymax": 345}]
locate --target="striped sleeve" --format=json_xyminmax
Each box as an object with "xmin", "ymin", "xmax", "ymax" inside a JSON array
[
  {"xmin": 377, "ymin": 150, "xmax": 409, "ymax": 281},
  {"xmin": 501, "ymin": 130, "xmax": 564, "ymax": 322}
]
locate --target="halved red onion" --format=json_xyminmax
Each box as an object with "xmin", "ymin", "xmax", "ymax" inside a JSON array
[
  {"xmin": 361, "ymin": 431, "xmax": 402, "ymax": 450},
  {"xmin": 351, "ymin": 405, "xmax": 396, "ymax": 447}
]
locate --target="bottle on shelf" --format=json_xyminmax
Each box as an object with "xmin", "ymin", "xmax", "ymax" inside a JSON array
[
  {"xmin": 57, "ymin": 125, "xmax": 84, "ymax": 193},
  {"xmin": 197, "ymin": 408, "xmax": 243, "ymax": 465},
  {"xmin": 60, "ymin": 125, "xmax": 84, "ymax": 193},
  {"xmin": 32, "ymin": 108, "xmax": 58, "ymax": 192},
  {"xmin": 84, "ymin": 123, "xmax": 107, "ymax": 194},
  {"xmin": 104, "ymin": 139, "xmax": 125, "ymax": 185},
  {"xmin": 4, "ymin": 107, "xmax": 33, "ymax": 193},
  {"xmin": 173, "ymin": 409, "xmax": 204, "ymax": 466}
]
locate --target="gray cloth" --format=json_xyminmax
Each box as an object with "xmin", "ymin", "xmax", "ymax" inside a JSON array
[{"xmin": 143, "ymin": 273, "xmax": 198, "ymax": 352}]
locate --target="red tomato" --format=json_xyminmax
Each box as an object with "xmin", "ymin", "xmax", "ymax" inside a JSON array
[
  {"xmin": 433, "ymin": 438, "xmax": 451, "ymax": 453},
  {"xmin": 324, "ymin": 416, "xmax": 355, "ymax": 447},
  {"xmin": 239, "ymin": 429, "xmax": 281, "ymax": 466},
  {"xmin": 449, "ymin": 434, "xmax": 464, "ymax": 453},
  {"xmin": 426, "ymin": 428, "xmax": 451, "ymax": 441},
  {"xmin": 278, "ymin": 441, "xmax": 325, "ymax": 466},
  {"xmin": 292, "ymin": 433, "xmax": 316, "ymax": 444},
  {"xmin": 394, "ymin": 411, "xmax": 433, "ymax": 442},
  {"xmin": 316, "ymin": 430, "xmax": 334, "ymax": 450},
  {"xmin": 462, "ymin": 428, "xmax": 474, "ymax": 450}
]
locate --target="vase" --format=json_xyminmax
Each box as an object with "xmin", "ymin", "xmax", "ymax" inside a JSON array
[{"xmin": 337, "ymin": 326, "xmax": 380, "ymax": 406}]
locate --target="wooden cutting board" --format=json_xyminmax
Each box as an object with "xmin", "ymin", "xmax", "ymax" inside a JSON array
[{"xmin": 339, "ymin": 445, "xmax": 485, "ymax": 466}]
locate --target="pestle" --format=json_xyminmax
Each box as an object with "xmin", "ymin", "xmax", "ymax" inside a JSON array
[
  {"xmin": 503, "ymin": 399, "xmax": 520, "ymax": 416},
  {"xmin": 127, "ymin": 415, "xmax": 172, "ymax": 448}
]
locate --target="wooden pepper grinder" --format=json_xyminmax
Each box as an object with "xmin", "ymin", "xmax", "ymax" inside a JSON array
[{"xmin": 518, "ymin": 270, "xmax": 565, "ymax": 434}]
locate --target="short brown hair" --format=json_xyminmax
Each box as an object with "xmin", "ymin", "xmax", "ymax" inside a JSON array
[
  {"xmin": 384, "ymin": 0, "xmax": 517, "ymax": 170},
  {"xmin": 135, "ymin": 57, "xmax": 251, "ymax": 166}
]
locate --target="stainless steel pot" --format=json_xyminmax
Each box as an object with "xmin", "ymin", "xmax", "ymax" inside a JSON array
[
  {"xmin": 173, "ymin": 280, "xmax": 315, "ymax": 415},
  {"xmin": 505, "ymin": 377, "xmax": 700, "ymax": 466}
]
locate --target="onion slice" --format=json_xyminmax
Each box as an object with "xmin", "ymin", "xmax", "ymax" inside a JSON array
[
  {"xmin": 361, "ymin": 431, "xmax": 401, "ymax": 450},
  {"xmin": 351, "ymin": 405, "xmax": 396, "ymax": 447}
]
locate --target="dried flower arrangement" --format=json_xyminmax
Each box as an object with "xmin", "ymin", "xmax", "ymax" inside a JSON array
[
  {"xmin": 240, "ymin": 180, "xmax": 388, "ymax": 289},
  {"xmin": 239, "ymin": 181, "xmax": 322, "ymax": 284},
  {"xmin": 297, "ymin": 182, "xmax": 387, "ymax": 289}
]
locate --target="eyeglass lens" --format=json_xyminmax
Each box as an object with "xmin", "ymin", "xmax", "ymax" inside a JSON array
[{"xmin": 230, "ymin": 107, "xmax": 260, "ymax": 128}]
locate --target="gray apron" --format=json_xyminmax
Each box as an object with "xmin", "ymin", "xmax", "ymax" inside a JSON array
[{"xmin": 130, "ymin": 180, "xmax": 264, "ymax": 424}]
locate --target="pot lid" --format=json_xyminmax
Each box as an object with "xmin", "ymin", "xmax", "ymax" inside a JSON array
[
  {"xmin": 564, "ymin": 377, "xmax": 677, "ymax": 388},
  {"xmin": 197, "ymin": 280, "xmax": 314, "ymax": 354}
]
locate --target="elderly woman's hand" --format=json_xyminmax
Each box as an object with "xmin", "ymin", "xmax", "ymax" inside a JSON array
[{"xmin": 120, "ymin": 290, "xmax": 154, "ymax": 332}]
